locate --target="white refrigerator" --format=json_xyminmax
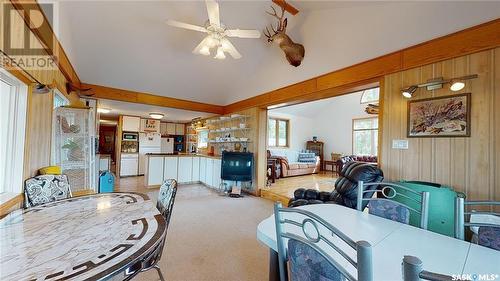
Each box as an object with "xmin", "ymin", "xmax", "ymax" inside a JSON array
[
  {"xmin": 138, "ymin": 132, "xmax": 161, "ymax": 175},
  {"xmin": 161, "ymin": 137, "xmax": 174, "ymax": 154}
]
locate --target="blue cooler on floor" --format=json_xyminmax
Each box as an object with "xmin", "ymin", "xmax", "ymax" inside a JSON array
[{"xmin": 99, "ymin": 171, "xmax": 115, "ymax": 193}]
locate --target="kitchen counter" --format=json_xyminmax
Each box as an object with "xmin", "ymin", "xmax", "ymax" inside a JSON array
[
  {"xmin": 145, "ymin": 154, "xmax": 222, "ymax": 188},
  {"xmin": 145, "ymin": 153, "xmax": 221, "ymax": 159}
]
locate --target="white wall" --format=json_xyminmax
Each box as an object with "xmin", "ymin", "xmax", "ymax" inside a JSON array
[
  {"xmin": 269, "ymin": 91, "xmax": 373, "ymax": 160},
  {"xmin": 311, "ymin": 92, "xmax": 371, "ymax": 159},
  {"xmin": 267, "ymin": 112, "xmax": 314, "ymax": 153}
]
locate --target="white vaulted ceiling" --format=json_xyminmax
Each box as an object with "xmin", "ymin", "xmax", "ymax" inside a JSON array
[{"xmin": 55, "ymin": 1, "xmax": 500, "ymax": 106}]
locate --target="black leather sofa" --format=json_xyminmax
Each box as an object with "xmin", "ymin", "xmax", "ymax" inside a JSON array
[{"xmin": 288, "ymin": 161, "xmax": 384, "ymax": 209}]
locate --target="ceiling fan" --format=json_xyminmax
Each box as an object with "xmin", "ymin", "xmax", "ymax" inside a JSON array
[{"xmin": 166, "ymin": 0, "xmax": 261, "ymax": 60}]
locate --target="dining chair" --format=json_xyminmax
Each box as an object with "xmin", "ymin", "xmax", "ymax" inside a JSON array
[
  {"xmin": 24, "ymin": 174, "xmax": 72, "ymax": 208},
  {"xmin": 402, "ymin": 255, "xmax": 453, "ymax": 281},
  {"xmin": 356, "ymin": 181, "xmax": 430, "ymax": 229},
  {"xmin": 125, "ymin": 179, "xmax": 178, "ymax": 281},
  {"xmin": 274, "ymin": 202, "xmax": 373, "ymax": 281},
  {"xmin": 454, "ymin": 198, "xmax": 500, "ymax": 251}
]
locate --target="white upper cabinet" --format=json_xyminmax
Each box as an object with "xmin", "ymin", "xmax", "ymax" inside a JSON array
[
  {"xmin": 122, "ymin": 116, "xmax": 140, "ymax": 132},
  {"xmin": 175, "ymin": 123, "xmax": 185, "ymax": 135},
  {"xmin": 166, "ymin": 123, "xmax": 176, "ymax": 135},
  {"xmin": 160, "ymin": 123, "xmax": 168, "ymax": 136}
]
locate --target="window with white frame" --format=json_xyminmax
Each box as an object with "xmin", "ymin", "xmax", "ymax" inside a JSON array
[
  {"xmin": 197, "ymin": 129, "xmax": 209, "ymax": 148},
  {"xmin": 360, "ymin": 88, "xmax": 380, "ymax": 104},
  {"xmin": 0, "ymin": 70, "xmax": 28, "ymax": 197},
  {"xmin": 352, "ymin": 117, "xmax": 378, "ymax": 156}
]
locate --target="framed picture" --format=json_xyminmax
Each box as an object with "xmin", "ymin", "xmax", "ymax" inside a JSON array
[{"xmin": 407, "ymin": 93, "xmax": 471, "ymax": 137}]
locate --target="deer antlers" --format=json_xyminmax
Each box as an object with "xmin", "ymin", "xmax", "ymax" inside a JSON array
[{"xmin": 263, "ymin": 4, "xmax": 287, "ymax": 41}]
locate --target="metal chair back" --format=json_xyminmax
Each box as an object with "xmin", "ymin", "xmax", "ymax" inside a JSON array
[
  {"xmin": 402, "ymin": 255, "xmax": 453, "ymax": 281},
  {"xmin": 454, "ymin": 198, "xmax": 500, "ymax": 250},
  {"xmin": 357, "ymin": 181, "xmax": 430, "ymax": 229},
  {"xmin": 274, "ymin": 202, "xmax": 373, "ymax": 281}
]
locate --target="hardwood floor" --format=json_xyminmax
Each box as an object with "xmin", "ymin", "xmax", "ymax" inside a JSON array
[
  {"xmin": 260, "ymin": 171, "xmax": 337, "ymax": 205},
  {"xmin": 115, "ymin": 175, "xmax": 155, "ymax": 194}
]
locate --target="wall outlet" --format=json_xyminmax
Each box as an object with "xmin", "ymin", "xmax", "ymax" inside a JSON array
[{"xmin": 392, "ymin": 139, "xmax": 409, "ymax": 149}]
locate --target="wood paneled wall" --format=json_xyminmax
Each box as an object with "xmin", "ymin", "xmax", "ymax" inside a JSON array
[
  {"xmin": 1, "ymin": 1, "xmax": 82, "ymax": 179},
  {"xmin": 380, "ymin": 47, "xmax": 500, "ymax": 201}
]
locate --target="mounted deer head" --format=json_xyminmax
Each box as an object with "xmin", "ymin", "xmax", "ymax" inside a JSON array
[{"xmin": 263, "ymin": 3, "xmax": 305, "ymax": 67}]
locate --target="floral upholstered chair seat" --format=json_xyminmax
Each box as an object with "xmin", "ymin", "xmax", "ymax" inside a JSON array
[
  {"xmin": 368, "ymin": 199, "xmax": 410, "ymax": 225},
  {"xmin": 288, "ymin": 239, "xmax": 346, "ymax": 281},
  {"xmin": 24, "ymin": 175, "xmax": 72, "ymax": 208},
  {"xmin": 478, "ymin": 226, "xmax": 500, "ymax": 251}
]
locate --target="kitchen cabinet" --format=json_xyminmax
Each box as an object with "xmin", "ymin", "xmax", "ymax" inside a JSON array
[
  {"xmin": 166, "ymin": 123, "xmax": 176, "ymax": 135},
  {"xmin": 122, "ymin": 116, "xmax": 140, "ymax": 132},
  {"xmin": 200, "ymin": 157, "xmax": 207, "ymax": 184},
  {"xmin": 120, "ymin": 153, "xmax": 139, "ymax": 176},
  {"xmin": 178, "ymin": 157, "xmax": 193, "ymax": 183},
  {"xmin": 192, "ymin": 156, "xmax": 200, "ymax": 182},
  {"xmin": 206, "ymin": 159, "xmax": 214, "ymax": 187},
  {"xmin": 160, "ymin": 123, "xmax": 168, "ymax": 136},
  {"xmin": 147, "ymin": 156, "xmax": 164, "ymax": 186},
  {"xmin": 212, "ymin": 159, "xmax": 221, "ymax": 189},
  {"xmin": 163, "ymin": 157, "xmax": 178, "ymax": 181},
  {"xmin": 175, "ymin": 123, "xmax": 185, "ymax": 135}
]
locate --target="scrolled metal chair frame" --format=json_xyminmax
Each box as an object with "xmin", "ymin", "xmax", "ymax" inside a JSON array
[
  {"xmin": 274, "ymin": 202, "xmax": 373, "ymax": 281},
  {"xmin": 454, "ymin": 198, "xmax": 500, "ymax": 240},
  {"xmin": 357, "ymin": 181, "xmax": 430, "ymax": 229}
]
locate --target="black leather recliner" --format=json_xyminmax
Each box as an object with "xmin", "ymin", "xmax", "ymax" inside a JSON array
[{"xmin": 288, "ymin": 161, "xmax": 384, "ymax": 209}]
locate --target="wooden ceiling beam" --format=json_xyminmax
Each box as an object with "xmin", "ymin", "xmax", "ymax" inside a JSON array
[
  {"xmin": 81, "ymin": 83, "xmax": 224, "ymax": 115},
  {"xmin": 224, "ymin": 18, "xmax": 500, "ymax": 113},
  {"xmin": 8, "ymin": 0, "xmax": 81, "ymax": 86}
]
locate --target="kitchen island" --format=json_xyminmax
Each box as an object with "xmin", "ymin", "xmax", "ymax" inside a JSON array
[{"xmin": 144, "ymin": 153, "xmax": 222, "ymax": 189}]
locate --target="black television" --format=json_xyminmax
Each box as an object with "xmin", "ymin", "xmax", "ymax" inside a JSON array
[{"xmin": 221, "ymin": 151, "xmax": 253, "ymax": 182}]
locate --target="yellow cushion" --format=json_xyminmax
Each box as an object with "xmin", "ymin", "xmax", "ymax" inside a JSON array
[{"xmin": 39, "ymin": 166, "xmax": 61, "ymax": 175}]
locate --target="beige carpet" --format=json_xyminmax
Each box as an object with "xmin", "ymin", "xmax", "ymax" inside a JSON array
[{"xmin": 134, "ymin": 184, "xmax": 274, "ymax": 281}]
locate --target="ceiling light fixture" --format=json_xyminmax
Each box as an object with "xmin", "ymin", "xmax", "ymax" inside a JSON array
[
  {"xmin": 214, "ymin": 46, "xmax": 226, "ymax": 60},
  {"xmin": 97, "ymin": 108, "xmax": 111, "ymax": 114},
  {"xmin": 149, "ymin": 113, "xmax": 164, "ymax": 119},
  {"xmin": 401, "ymin": 74, "xmax": 478, "ymax": 98}
]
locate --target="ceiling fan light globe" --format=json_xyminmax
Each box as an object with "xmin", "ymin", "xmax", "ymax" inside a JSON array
[
  {"xmin": 214, "ymin": 47, "xmax": 226, "ymax": 59},
  {"xmin": 450, "ymin": 81, "xmax": 465, "ymax": 91},
  {"xmin": 199, "ymin": 45, "xmax": 211, "ymax": 56}
]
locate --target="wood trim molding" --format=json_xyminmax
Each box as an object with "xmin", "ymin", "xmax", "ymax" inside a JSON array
[
  {"xmin": 81, "ymin": 83, "xmax": 225, "ymax": 114},
  {"xmin": 224, "ymin": 18, "xmax": 500, "ymax": 113},
  {"xmin": 8, "ymin": 0, "xmax": 81, "ymax": 86},
  {"xmin": 0, "ymin": 194, "xmax": 24, "ymax": 217}
]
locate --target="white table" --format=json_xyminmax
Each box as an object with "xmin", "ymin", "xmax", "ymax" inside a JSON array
[
  {"xmin": 257, "ymin": 204, "xmax": 500, "ymax": 281},
  {"xmin": 0, "ymin": 193, "xmax": 166, "ymax": 281}
]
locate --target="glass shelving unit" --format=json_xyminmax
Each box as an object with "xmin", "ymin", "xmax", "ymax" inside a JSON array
[{"xmin": 53, "ymin": 107, "xmax": 96, "ymax": 193}]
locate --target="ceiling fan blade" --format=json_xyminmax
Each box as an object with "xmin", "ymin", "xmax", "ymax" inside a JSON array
[
  {"xmin": 225, "ymin": 29, "xmax": 261, "ymax": 39},
  {"xmin": 205, "ymin": 0, "xmax": 220, "ymax": 27},
  {"xmin": 221, "ymin": 38, "xmax": 242, "ymax": 59},
  {"xmin": 166, "ymin": 19, "xmax": 207, "ymax": 33}
]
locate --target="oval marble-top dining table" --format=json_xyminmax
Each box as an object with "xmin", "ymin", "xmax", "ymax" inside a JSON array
[{"xmin": 0, "ymin": 192, "xmax": 166, "ymax": 281}]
